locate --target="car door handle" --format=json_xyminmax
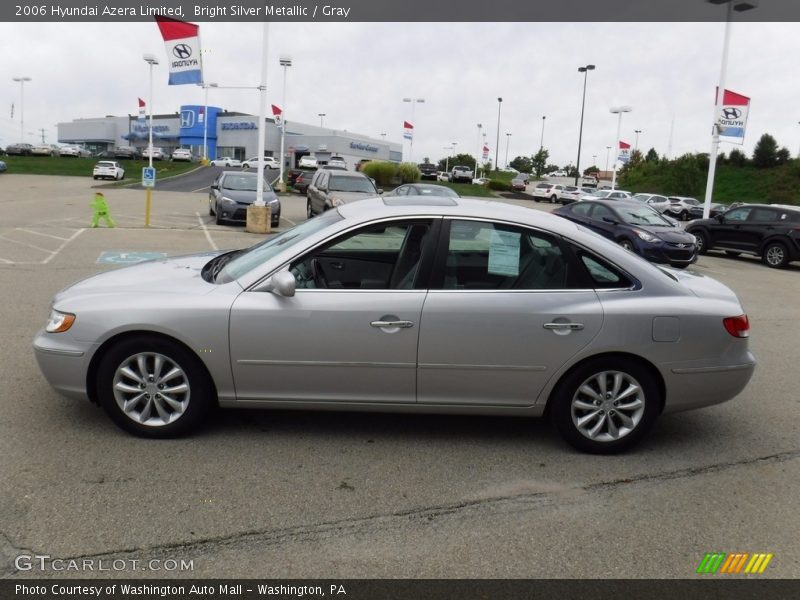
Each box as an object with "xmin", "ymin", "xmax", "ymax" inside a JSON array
[
  {"xmin": 371, "ymin": 320, "xmax": 414, "ymax": 328},
  {"xmin": 329, "ymin": 262, "xmax": 344, "ymax": 270},
  {"xmin": 543, "ymin": 322, "xmax": 584, "ymax": 331}
]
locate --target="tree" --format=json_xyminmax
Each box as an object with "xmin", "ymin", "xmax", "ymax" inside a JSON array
[
  {"xmin": 752, "ymin": 133, "xmax": 779, "ymax": 168},
  {"xmin": 583, "ymin": 165, "xmax": 599, "ymax": 175},
  {"xmin": 437, "ymin": 152, "xmax": 478, "ymax": 172},
  {"xmin": 531, "ymin": 148, "xmax": 549, "ymax": 177},
  {"xmin": 509, "ymin": 155, "xmax": 533, "ymax": 174},
  {"xmin": 645, "ymin": 148, "xmax": 659, "ymax": 162},
  {"xmin": 776, "ymin": 147, "xmax": 791, "ymax": 165},
  {"xmin": 727, "ymin": 148, "xmax": 748, "ymax": 167}
]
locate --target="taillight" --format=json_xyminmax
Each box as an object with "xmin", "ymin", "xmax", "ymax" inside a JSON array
[{"xmin": 723, "ymin": 315, "xmax": 750, "ymax": 338}]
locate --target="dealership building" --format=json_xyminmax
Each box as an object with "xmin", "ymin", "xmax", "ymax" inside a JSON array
[{"xmin": 57, "ymin": 105, "xmax": 402, "ymax": 169}]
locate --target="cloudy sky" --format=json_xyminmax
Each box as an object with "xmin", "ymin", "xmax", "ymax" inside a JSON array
[{"xmin": 1, "ymin": 20, "xmax": 798, "ymax": 168}]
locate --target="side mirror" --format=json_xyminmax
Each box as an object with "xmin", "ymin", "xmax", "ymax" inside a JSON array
[
  {"xmin": 210, "ymin": 184, "xmax": 219, "ymax": 190},
  {"xmin": 378, "ymin": 189, "xmax": 384, "ymax": 195},
  {"xmin": 258, "ymin": 271, "xmax": 296, "ymax": 297}
]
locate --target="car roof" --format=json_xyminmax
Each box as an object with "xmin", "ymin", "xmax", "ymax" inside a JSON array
[{"xmin": 326, "ymin": 170, "xmax": 369, "ymax": 178}]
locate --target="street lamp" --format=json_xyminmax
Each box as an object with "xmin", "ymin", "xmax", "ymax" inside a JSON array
[
  {"xmin": 402, "ymin": 97, "xmax": 424, "ymax": 162},
  {"xmin": 278, "ymin": 55, "xmax": 292, "ymax": 192},
  {"xmin": 380, "ymin": 133, "xmax": 387, "ymax": 139},
  {"xmin": 634, "ymin": 129, "xmax": 642, "ymax": 153},
  {"xmin": 475, "ymin": 123, "xmax": 482, "ymax": 178},
  {"xmin": 495, "ymin": 97, "xmax": 503, "ymax": 171},
  {"xmin": 610, "ymin": 105, "xmax": 633, "ymax": 190},
  {"xmin": 505, "ymin": 133, "xmax": 512, "ymax": 169},
  {"xmin": 200, "ymin": 82, "xmax": 217, "ymax": 161},
  {"xmin": 12, "ymin": 76, "xmax": 31, "ymax": 143},
  {"xmin": 540, "ymin": 115, "xmax": 546, "ymax": 150},
  {"xmin": 702, "ymin": 0, "xmax": 759, "ymax": 218},
  {"xmin": 318, "ymin": 113, "xmax": 326, "ymax": 128},
  {"xmin": 143, "ymin": 54, "xmax": 158, "ymax": 227},
  {"xmin": 443, "ymin": 143, "xmax": 456, "ymax": 173},
  {"xmin": 575, "ymin": 64, "xmax": 595, "ymax": 185},
  {"xmin": 592, "ymin": 154, "xmax": 597, "ymax": 166},
  {"xmin": 605, "ymin": 145, "xmax": 611, "ymax": 173}
]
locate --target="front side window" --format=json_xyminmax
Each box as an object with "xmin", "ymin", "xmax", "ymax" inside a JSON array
[{"xmin": 439, "ymin": 220, "xmax": 576, "ymax": 290}]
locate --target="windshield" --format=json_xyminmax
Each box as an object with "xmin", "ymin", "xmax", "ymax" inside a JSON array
[
  {"xmin": 216, "ymin": 210, "xmax": 343, "ymax": 283},
  {"xmin": 329, "ymin": 176, "xmax": 377, "ymax": 193},
  {"xmin": 616, "ymin": 204, "xmax": 672, "ymax": 226},
  {"xmin": 222, "ymin": 175, "xmax": 270, "ymax": 192},
  {"xmin": 417, "ymin": 186, "xmax": 458, "ymax": 197}
]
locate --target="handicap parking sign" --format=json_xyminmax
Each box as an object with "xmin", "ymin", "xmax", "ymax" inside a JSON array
[
  {"xmin": 97, "ymin": 251, "xmax": 167, "ymax": 265},
  {"xmin": 142, "ymin": 167, "xmax": 156, "ymax": 188}
]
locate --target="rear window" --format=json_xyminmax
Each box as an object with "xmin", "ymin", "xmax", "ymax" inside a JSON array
[{"xmin": 536, "ymin": 183, "xmax": 551, "ymax": 189}]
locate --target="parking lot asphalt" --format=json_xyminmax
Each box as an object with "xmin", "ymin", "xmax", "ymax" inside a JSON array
[{"xmin": 1, "ymin": 174, "xmax": 799, "ymax": 579}]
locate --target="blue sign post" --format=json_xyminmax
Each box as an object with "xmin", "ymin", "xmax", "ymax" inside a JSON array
[{"xmin": 142, "ymin": 167, "xmax": 156, "ymax": 188}]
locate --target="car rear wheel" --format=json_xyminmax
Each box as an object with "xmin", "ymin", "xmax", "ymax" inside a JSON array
[
  {"xmin": 550, "ymin": 358, "xmax": 661, "ymax": 454},
  {"xmin": 693, "ymin": 231, "xmax": 709, "ymax": 255},
  {"xmin": 96, "ymin": 336, "xmax": 214, "ymax": 438},
  {"xmin": 550, "ymin": 195, "xmax": 558, "ymax": 204},
  {"xmin": 306, "ymin": 200, "xmax": 314, "ymax": 219},
  {"xmin": 762, "ymin": 242, "xmax": 789, "ymax": 268}
]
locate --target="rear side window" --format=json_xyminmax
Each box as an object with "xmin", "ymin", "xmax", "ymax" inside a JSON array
[
  {"xmin": 750, "ymin": 208, "xmax": 778, "ymax": 222},
  {"xmin": 576, "ymin": 252, "xmax": 633, "ymax": 289}
]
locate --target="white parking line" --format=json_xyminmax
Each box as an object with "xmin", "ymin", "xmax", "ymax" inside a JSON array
[
  {"xmin": 191, "ymin": 186, "xmax": 210, "ymax": 193},
  {"xmin": 42, "ymin": 228, "xmax": 86, "ymax": 264},
  {"xmin": 16, "ymin": 228, "xmax": 71, "ymax": 241},
  {"xmin": 0, "ymin": 234, "xmax": 55, "ymax": 255},
  {"xmin": 0, "ymin": 257, "xmax": 12, "ymax": 264},
  {"xmin": 281, "ymin": 216, "xmax": 296, "ymax": 226},
  {"xmin": 195, "ymin": 212, "xmax": 218, "ymax": 251}
]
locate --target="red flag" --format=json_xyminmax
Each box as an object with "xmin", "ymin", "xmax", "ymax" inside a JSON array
[
  {"xmin": 619, "ymin": 141, "xmax": 631, "ymax": 149},
  {"xmin": 138, "ymin": 98, "xmax": 146, "ymax": 120},
  {"xmin": 138, "ymin": 98, "xmax": 145, "ymax": 107},
  {"xmin": 403, "ymin": 121, "xmax": 413, "ymax": 129},
  {"xmin": 271, "ymin": 104, "xmax": 282, "ymax": 116}
]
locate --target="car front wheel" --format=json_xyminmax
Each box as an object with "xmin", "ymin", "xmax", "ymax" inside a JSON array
[
  {"xmin": 618, "ymin": 238, "xmax": 635, "ymax": 253},
  {"xmin": 693, "ymin": 231, "xmax": 708, "ymax": 255},
  {"xmin": 96, "ymin": 336, "xmax": 214, "ymax": 438},
  {"xmin": 762, "ymin": 242, "xmax": 789, "ymax": 268},
  {"xmin": 550, "ymin": 358, "xmax": 661, "ymax": 454}
]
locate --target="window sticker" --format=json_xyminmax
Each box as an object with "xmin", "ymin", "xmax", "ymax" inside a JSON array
[{"xmin": 488, "ymin": 230, "xmax": 520, "ymax": 276}]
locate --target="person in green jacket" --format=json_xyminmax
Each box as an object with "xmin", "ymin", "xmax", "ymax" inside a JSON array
[{"xmin": 90, "ymin": 192, "xmax": 115, "ymax": 228}]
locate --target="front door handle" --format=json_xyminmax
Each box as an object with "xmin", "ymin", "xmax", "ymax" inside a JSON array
[
  {"xmin": 371, "ymin": 320, "xmax": 414, "ymax": 329},
  {"xmin": 543, "ymin": 322, "xmax": 584, "ymax": 331}
]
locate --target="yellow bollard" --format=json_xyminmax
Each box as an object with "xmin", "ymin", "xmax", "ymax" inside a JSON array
[{"xmin": 245, "ymin": 204, "xmax": 271, "ymax": 234}]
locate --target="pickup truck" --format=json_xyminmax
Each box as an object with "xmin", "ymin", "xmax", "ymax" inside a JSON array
[
  {"xmin": 450, "ymin": 165, "xmax": 474, "ymax": 183},
  {"xmin": 418, "ymin": 162, "xmax": 438, "ymax": 180}
]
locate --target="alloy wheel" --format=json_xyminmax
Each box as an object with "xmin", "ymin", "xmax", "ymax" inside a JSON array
[
  {"xmin": 570, "ymin": 370, "xmax": 645, "ymax": 442},
  {"xmin": 112, "ymin": 352, "xmax": 190, "ymax": 427}
]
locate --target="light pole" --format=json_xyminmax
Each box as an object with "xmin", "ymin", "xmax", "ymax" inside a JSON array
[
  {"xmin": 605, "ymin": 145, "xmax": 611, "ymax": 173},
  {"xmin": 402, "ymin": 97, "xmax": 424, "ymax": 162},
  {"xmin": 797, "ymin": 121, "xmax": 800, "ymax": 159},
  {"xmin": 278, "ymin": 55, "xmax": 292, "ymax": 192},
  {"xmin": 610, "ymin": 106, "xmax": 633, "ymax": 190},
  {"xmin": 592, "ymin": 154, "xmax": 597, "ymax": 167},
  {"xmin": 494, "ymin": 97, "xmax": 503, "ymax": 172},
  {"xmin": 200, "ymin": 82, "xmax": 217, "ymax": 162},
  {"xmin": 12, "ymin": 77, "xmax": 31, "ymax": 143},
  {"xmin": 143, "ymin": 55, "xmax": 158, "ymax": 227},
  {"xmin": 634, "ymin": 129, "xmax": 642, "ymax": 153},
  {"xmin": 575, "ymin": 64, "xmax": 595, "ymax": 185},
  {"xmin": 475, "ymin": 123, "xmax": 482, "ymax": 177},
  {"xmin": 380, "ymin": 133, "xmax": 387, "ymax": 140},
  {"xmin": 443, "ymin": 143, "xmax": 456, "ymax": 173},
  {"xmin": 540, "ymin": 115, "xmax": 546, "ymax": 150},
  {"xmin": 702, "ymin": 0, "xmax": 758, "ymax": 219},
  {"xmin": 505, "ymin": 133, "xmax": 512, "ymax": 169},
  {"xmin": 318, "ymin": 113, "xmax": 325, "ymax": 128}
]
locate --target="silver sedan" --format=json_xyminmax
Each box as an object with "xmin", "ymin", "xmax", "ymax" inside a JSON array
[{"xmin": 33, "ymin": 197, "xmax": 756, "ymax": 453}]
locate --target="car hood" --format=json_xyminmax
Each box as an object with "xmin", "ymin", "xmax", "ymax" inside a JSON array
[
  {"xmin": 54, "ymin": 253, "xmax": 224, "ymax": 305},
  {"xmin": 219, "ymin": 189, "xmax": 278, "ymax": 204},
  {"xmin": 641, "ymin": 226, "xmax": 697, "ymax": 243},
  {"xmin": 327, "ymin": 191, "xmax": 378, "ymax": 203},
  {"xmin": 663, "ymin": 267, "xmax": 741, "ymax": 303}
]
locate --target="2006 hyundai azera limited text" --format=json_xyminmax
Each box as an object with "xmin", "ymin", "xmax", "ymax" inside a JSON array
[{"xmin": 34, "ymin": 197, "xmax": 756, "ymax": 453}]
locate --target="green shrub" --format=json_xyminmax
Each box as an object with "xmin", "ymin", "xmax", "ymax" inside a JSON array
[
  {"xmin": 361, "ymin": 161, "xmax": 398, "ymax": 186},
  {"xmin": 397, "ymin": 162, "xmax": 421, "ymax": 183},
  {"xmin": 487, "ymin": 179, "xmax": 511, "ymax": 191}
]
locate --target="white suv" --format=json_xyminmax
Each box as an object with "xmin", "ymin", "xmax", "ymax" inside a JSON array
[
  {"xmin": 171, "ymin": 148, "xmax": 193, "ymax": 162},
  {"xmin": 532, "ymin": 182, "xmax": 564, "ymax": 203},
  {"xmin": 242, "ymin": 156, "xmax": 279, "ymax": 169}
]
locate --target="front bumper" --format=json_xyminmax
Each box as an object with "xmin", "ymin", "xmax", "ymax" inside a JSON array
[
  {"xmin": 640, "ymin": 242, "xmax": 698, "ymax": 267},
  {"xmin": 33, "ymin": 330, "xmax": 96, "ymax": 401}
]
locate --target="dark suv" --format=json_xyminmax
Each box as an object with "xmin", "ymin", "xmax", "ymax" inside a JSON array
[{"xmin": 686, "ymin": 204, "xmax": 800, "ymax": 268}]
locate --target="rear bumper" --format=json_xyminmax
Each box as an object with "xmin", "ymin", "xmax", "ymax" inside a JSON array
[{"xmin": 662, "ymin": 354, "xmax": 756, "ymax": 413}]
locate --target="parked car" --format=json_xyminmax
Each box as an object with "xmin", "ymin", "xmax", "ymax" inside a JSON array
[
  {"xmin": 306, "ymin": 170, "xmax": 380, "ymax": 218},
  {"xmin": 559, "ymin": 186, "xmax": 594, "ymax": 204},
  {"xmin": 298, "ymin": 156, "xmax": 318, "ymax": 168},
  {"xmin": 293, "ymin": 171, "xmax": 315, "ymax": 194},
  {"xmin": 632, "ymin": 193, "xmax": 670, "ymax": 213},
  {"xmin": 113, "ymin": 146, "xmax": 140, "ymax": 160},
  {"xmin": 241, "ymin": 156, "xmax": 279, "ymax": 169},
  {"xmin": 92, "ymin": 161, "xmax": 125, "ymax": 181},
  {"xmin": 33, "ymin": 196, "xmax": 755, "ymax": 453},
  {"xmin": 582, "ymin": 189, "xmax": 632, "ymax": 201},
  {"xmin": 686, "ymin": 204, "xmax": 800, "ymax": 268},
  {"xmin": 545, "ymin": 170, "xmax": 568, "ymax": 178},
  {"xmin": 510, "ymin": 177, "xmax": 528, "ymax": 191},
  {"xmin": 328, "ymin": 156, "xmax": 347, "ymax": 169},
  {"xmin": 171, "ymin": 148, "xmax": 194, "ymax": 162},
  {"xmin": 472, "ymin": 177, "xmax": 490, "ymax": 185},
  {"xmin": 5, "ymin": 143, "xmax": 33, "ymax": 156},
  {"xmin": 418, "ymin": 162, "xmax": 438, "ymax": 180},
  {"xmin": 437, "ymin": 171, "xmax": 451, "ymax": 182},
  {"xmin": 688, "ymin": 202, "xmax": 727, "ymax": 221},
  {"xmin": 0, "ymin": 160, "xmax": 7, "ymax": 173},
  {"xmin": 210, "ymin": 157, "xmax": 242, "ymax": 168},
  {"xmin": 142, "ymin": 147, "xmax": 166, "ymax": 161},
  {"xmin": 208, "ymin": 171, "xmax": 281, "ymax": 227},
  {"xmin": 553, "ymin": 199, "xmax": 698, "ymax": 268},
  {"xmin": 450, "ymin": 166, "xmax": 474, "ymax": 183},
  {"xmin": 666, "ymin": 197, "xmax": 701, "ymax": 221},
  {"xmin": 532, "ymin": 182, "xmax": 564, "ymax": 203},
  {"xmin": 94, "ymin": 150, "xmax": 117, "ymax": 159},
  {"xmin": 31, "ymin": 144, "xmax": 60, "ymax": 156},
  {"xmin": 385, "ymin": 183, "xmax": 459, "ymax": 198},
  {"xmin": 60, "ymin": 145, "xmax": 92, "ymax": 158}
]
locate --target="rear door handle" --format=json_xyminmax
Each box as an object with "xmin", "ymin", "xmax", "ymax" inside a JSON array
[
  {"xmin": 543, "ymin": 322, "xmax": 584, "ymax": 331},
  {"xmin": 371, "ymin": 320, "xmax": 414, "ymax": 329}
]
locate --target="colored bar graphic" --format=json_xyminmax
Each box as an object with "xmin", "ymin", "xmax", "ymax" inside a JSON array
[
  {"xmin": 699, "ymin": 552, "xmax": 773, "ymax": 575},
  {"xmin": 697, "ymin": 553, "xmax": 726, "ymax": 574}
]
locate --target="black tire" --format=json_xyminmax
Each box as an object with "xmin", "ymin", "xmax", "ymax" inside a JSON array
[
  {"xmin": 306, "ymin": 200, "xmax": 314, "ymax": 219},
  {"xmin": 680, "ymin": 210, "xmax": 689, "ymax": 221},
  {"xmin": 549, "ymin": 357, "xmax": 661, "ymax": 454},
  {"xmin": 550, "ymin": 195, "xmax": 558, "ymax": 204},
  {"xmin": 208, "ymin": 201, "xmax": 215, "ymax": 217},
  {"xmin": 93, "ymin": 176, "xmax": 98, "ymax": 180},
  {"xmin": 215, "ymin": 205, "xmax": 223, "ymax": 225},
  {"xmin": 618, "ymin": 238, "xmax": 636, "ymax": 253},
  {"xmin": 762, "ymin": 241, "xmax": 789, "ymax": 269},
  {"xmin": 693, "ymin": 230, "xmax": 709, "ymax": 255},
  {"xmin": 96, "ymin": 336, "xmax": 214, "ymax": 438},
  {"xmin": 271, "ymin": 218, "xmax": 280, "ymax": 228}
]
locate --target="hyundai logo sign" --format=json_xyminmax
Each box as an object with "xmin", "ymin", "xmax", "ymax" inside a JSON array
[
  {"xmin": 180, "ymin": 110, "xmax": 195, "ymax": 128},
  {"xmin": 173, "ymin": 44, "xmax": 192, "ymax": 60},
  {"xmin": 722, "ymin": 108, "xmax": 742, "ymax": 120}
]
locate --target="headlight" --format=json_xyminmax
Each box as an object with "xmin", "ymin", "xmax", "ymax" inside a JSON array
[
  {"xmin": 633, "ymin": 229, "xmax": 659, "ymax": 243},
  {"xmin": 220, "ymin": 196, "xmax": 237, "ymax": 205},
  {"xmin": 46, "ymin": 309, "xmax": 76, "ymax": 333},
  {"xmin": 331, "ymin": 197, "xmax": 345, "ymax": 207}
]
